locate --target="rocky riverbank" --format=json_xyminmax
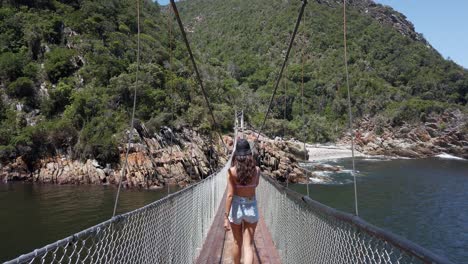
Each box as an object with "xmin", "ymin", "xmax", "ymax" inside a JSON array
[
  {"xmin": 6, "ymin": 108, "xmax": 462, "ymax": 188},
  {"xmin": 242, "ymin": 130, "xmax": 310, "ymax": 184},
  {"xmin": 1, "ymin": 124, "xmax": 230, "ymax": 188},
  {"xmin": 1, "ymin": 126, "xmax": 313, "ymax": 187},
  {"xmin": 340, "ymin": 109, "xmax": 468, "ymax": 159}
]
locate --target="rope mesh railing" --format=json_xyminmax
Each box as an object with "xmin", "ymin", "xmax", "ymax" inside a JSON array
[
  {"xmin": 256, "ymin": 174, "xmax": 454, "ymax": 264},
  {"xmin": 5, "ymin": 156, "xmax": 231, "ymax": 264}
]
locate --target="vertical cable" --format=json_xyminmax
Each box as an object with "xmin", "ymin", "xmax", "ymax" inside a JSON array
[
  {"xmin": 256, "ymin": 0, "xmax": 308, "ymax": 143},
  {"xmin": 302, "ymin": 9, "xmax": 310, "ymax": 197},
  {"xmin": 112, "ymin": 0, "xmax": 141, "ymax": 218},
  {"xmin": 283, "ymin": 67, "xmax": 287, "ymax": 139},
  {"xmin": 170, "ymin": 0, "xmax": 227, "ymax": 152},
  {"xmin": 168, "ymin": 4, "xmax": 173, "ymax": 196},
  {"xmin": 343, "ymin": 0, "xmax": 359, "ymax": 216},
  {"xmin": 301, "ymin": 9, "xmax": 306, "ymax": 160}
]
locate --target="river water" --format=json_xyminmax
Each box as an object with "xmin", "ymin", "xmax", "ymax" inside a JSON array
[
  {"xmin": 1, "ymin": 158, "xmax": 467, "ymax": 263},
  {"xmin": 0, "ymin": 184, "xmax": 170, "ymax": 262},
  {"xmin": 291, "ymin": 157, "xmax": 468, "ymax": 264}
]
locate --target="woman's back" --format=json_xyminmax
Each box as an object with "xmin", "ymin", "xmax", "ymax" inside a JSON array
[
  {"xmin": 229, "ymin": 166, "xmax": 260, "ymax": 198},
  {"xmin": 224, "ymin": 139, "xmax": 260, "ymax": 264}
]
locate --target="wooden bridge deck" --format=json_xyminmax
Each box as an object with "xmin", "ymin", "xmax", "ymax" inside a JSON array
[{"xmin": 196, "ymin": 195, "xmax": 281, "ymax": 264}]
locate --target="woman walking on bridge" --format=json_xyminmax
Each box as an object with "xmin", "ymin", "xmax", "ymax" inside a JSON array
[{"xmin": 224, "ymin": 139, "xmax": 260, "ymax": 264}]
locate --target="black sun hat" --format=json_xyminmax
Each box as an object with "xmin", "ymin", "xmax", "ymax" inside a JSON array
[{"xmin": 234, "ymin": 139, "xmax": 252, "ymax": 156}]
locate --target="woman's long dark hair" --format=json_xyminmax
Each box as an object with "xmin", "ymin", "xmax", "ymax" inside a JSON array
[{"xmin": 233, "ymin": 154, "xmax": 256, "ymax": 185}]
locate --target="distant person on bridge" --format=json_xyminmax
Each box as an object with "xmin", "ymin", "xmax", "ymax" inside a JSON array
[{"xmin": 224, "ymin": 139, "xmax": 260, "ymax": 264}]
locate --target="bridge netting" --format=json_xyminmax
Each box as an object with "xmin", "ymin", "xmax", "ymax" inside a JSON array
[
  {"xmin": 6, "ymin": 157, "xmax": 453, "ymax": 264},
  {"xmin": 5, "ymin": 156, "xmax": 231, "ymax": 264},
  {"xmin": 257, "ymin": 174, "xmax": 453, "ymax": 264}
]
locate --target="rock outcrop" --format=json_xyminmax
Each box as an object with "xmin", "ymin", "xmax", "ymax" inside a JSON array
[
  {"xmin": 1, "ymin": 125, "xmax": 231, "ymax": 188},
  {"xmin": 243, "ymin": 131, "xmax": 309, "ymax": 184},
  {"xmin": 340, "ymin": 109, "xmax": 468, "ymax": 159},
  {"xmin": 1, "ymin": 125, "xmax": 313, "ymax": 187},
  {"xmin": 317, "ymin": 0, "xmax": 427, "ymax": 44}
]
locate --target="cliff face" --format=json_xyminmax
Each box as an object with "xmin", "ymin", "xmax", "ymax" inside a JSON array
[
  {"xmin": 243, "ymin": 130, "xmax": 310, "ymax": 184},
  {"xmin": 340, "ymin": 109, "xmax": 468, "ymax": 159},
  {"xmin": 1, "ymin": 126, "xmax": 312, "ymax": 187},
  {"xmin": 316, "ymin": 0, "xmax": 426, "ymax": 44},
  {"xmin": 1, "ymin": 125, "xmax": 231, "ymax": 188}
]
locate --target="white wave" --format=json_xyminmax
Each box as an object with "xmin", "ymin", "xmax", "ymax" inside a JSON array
[
  {"xmin": 309, "ymin": 177, "xmax": 326, "ymax": 183},
  {"xmin": 308, "ymin": 177, "xmax": 354, "ymax": 185},
  {"xmin": 314, "ymin": 171, "xmax": 333, "ymax": 177},
  {"xmin": 341, "ymin": 169, "xmax": 359, "ymax": 174},
  {"xmin": 435, "ymin": 153, "xmax": 466, "ymax": 160},
  {"xmin": 312, "ymin": 159, "xmax": 337, "ymax": 164},
  {"xmin": 363, "ymin": 158, "xmax": 385, "ymax": 161},
  {"xmin": 341, "ymin": 179, "xmax": 354, "ymax": 184}
]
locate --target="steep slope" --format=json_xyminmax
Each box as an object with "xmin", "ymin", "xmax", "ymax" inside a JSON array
[
  {"xmin": 0, "ymin": 0, "xmax": 467, "ymax": 169},
  {"xmin": 0, "ymin": 0, "xmax": 230, "ymax": 167},
  {"xmin": 177, "ymin": 0, "xmax": 467, "ymax": 142}
]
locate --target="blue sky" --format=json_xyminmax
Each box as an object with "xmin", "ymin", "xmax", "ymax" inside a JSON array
[
  {"xmin": 156, "ymin": 0, "xmax": 467, "ymax": 69},
  {"xmin": 375, "ymin": 0, "xmax": 468, "ymax": 69},
  {"xmin": 155, "ymin": 0, "xmax": 170, "ymax": 5}
]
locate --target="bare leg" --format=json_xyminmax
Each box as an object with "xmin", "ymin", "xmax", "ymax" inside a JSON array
[
  {"xmin": 242, "ymin": 221, "xmax": 257, "ymax": 264},
  {"xmin": 230, "ymin": 222, "xmax": 243, "ymax": 264}
]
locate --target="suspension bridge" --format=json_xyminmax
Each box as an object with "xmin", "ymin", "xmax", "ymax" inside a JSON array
[{"xmin": 5, "ymin": 0, "xmax": 455, "ymax": 263}]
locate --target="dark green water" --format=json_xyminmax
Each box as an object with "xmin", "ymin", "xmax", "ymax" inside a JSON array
[
  {"xmin": 292, "ymin": 157, "xmax": 468, "ymax": 264},
  {"xmin": 0, "ymin": 183, "xmax": 171, "ymax": 262},
  {"xmin": 1, "ymin": 158, "xmax": 466, "ymax": 263}
]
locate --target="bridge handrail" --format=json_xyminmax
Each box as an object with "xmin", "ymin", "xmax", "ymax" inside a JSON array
[
  {"xmin": 5, "ymin": 152, "xmax": 233, "ymax": 264},
  {"xmin": 258, "ymin": 173, "xmax": 454, "ymax": 264}
]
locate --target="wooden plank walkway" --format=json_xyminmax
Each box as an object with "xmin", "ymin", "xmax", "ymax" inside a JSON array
[{"xmin": 196, "ymin": 194, "xmax": 281, "ymax": 264}]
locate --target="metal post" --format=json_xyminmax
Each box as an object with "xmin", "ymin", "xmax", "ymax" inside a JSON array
[
  {"xmin": 235, "ymin": 109, "xmax": 238, "ymax": 132},
  {"xmin": 241, "ymin": 110, "xmax": 244, "ymax": 139}
]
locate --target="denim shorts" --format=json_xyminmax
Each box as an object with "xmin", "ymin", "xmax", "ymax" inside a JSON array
[{"xmin": 228, "ymin": 195, "xmax": 259, "ymax": 224}]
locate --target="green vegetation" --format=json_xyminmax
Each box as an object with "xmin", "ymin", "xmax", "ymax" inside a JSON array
[
  {"xmin": 177, "ymin": 0, "xmax": 467, "ymax": 141},
  {"xmin": 0, "ymin": 0, "xmax": 223, "ymax": 166},
  {"xmin": 0, "ymin": 0, "xmax": 466, "ymax": 167}
]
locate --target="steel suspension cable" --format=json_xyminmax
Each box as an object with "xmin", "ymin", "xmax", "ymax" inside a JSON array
[
  {"xmin": 302, "ymin": 9, "xmax": 310, "ymax": 197},
  {"xmin": 169, "ymin": 0, "xmax": 227, "ymax": 152},
  {"xmin": 283, "ymin": 67, "xmax": 287, "ymax": 138},
  {"xmin": 112, "ymin": 0, "xmax": 141, "ymax": 217},
  {"xmin": 343, "ymin": 0, "xmax": 359, "ymax": 216},
  {"xmin": 168, "ymin": 4, "xmax": 174, "ymax": 195},
  {"xmin": 256, "ymin": 0, "xmax": 308, "ymax": 143}
]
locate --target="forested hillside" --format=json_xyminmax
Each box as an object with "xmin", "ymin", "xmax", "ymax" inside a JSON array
[
  {"xmin": 177, "ymin": 0, "xmax": 467, "ymax": 141},
  {"xmin": 0, "ymin": 0, "xmax": 467, "ymax": 167},
  {"xmin": 0, "ymin": 0, "xmax": 232, "ymax": 167}
]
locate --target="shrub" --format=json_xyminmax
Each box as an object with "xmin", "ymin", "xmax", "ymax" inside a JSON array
[
  {"xmin": 0, "ymin": 52, "xmax": 25, "ymax": 82},
  {"xmin": 73, "ymin": 114, "xmax": 124, "ymax": 164},
  {"xmin": 0, "ymin": 145, "xmax": 16, "ymax": 162},
  {"xmin": 11, "ymin": 124, "xmax": 51, "ymax": 168},
  {"xmin": 7, "ymin": 77, "xmax": 35, "ymax": 98},
  {"xmin": 44, "ymin": 47, "xmax": 76, "ymax": 83},
  {"xmin": 22, "ymin": 62, "xmax": 39, "ymax": 80},
  {"xmin": 385, "ymin": 99, "xmax": 448, "ymax": 125},
  {"xmin": 46, "ymin": 118, "xmax": 78, "ymax": 151},
  {"xmin": 146, "ymin": 113, "xmax": 173, "ymax": 134},
  {"xmin": 42, "ymin": 81, "xmax": 74, "ymax": 117}
]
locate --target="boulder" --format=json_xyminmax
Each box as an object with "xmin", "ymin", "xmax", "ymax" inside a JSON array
[
  {"xmin": 285, "ymin": 142, "xmax": 309, "ymax": 160},
  {"xmin": 314, "ymin": 164, "xmax": 341, "ymax": 172},
  {"xmin": 426, "ymin": 127, "xmax": 439, "ymax": 138}
]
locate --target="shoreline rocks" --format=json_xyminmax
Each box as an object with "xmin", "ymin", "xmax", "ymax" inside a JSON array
[
  {"xmin": 4, "ymin": 108, "xmax": 464, "ymax": 189},
  {"xmin": 1, "ymin": 125, "xmax": 231, "ymax": 189},
  {"xmin": 244, "ymin": 131, "xmax": 310, "ymax": 184},
  {"xmin": 1, "ymin": 126, "xmax": 309, "ymax": 188},
  {"xmin": 340, "ymin": 110, "xmax": 468, "ymax": 159}
]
